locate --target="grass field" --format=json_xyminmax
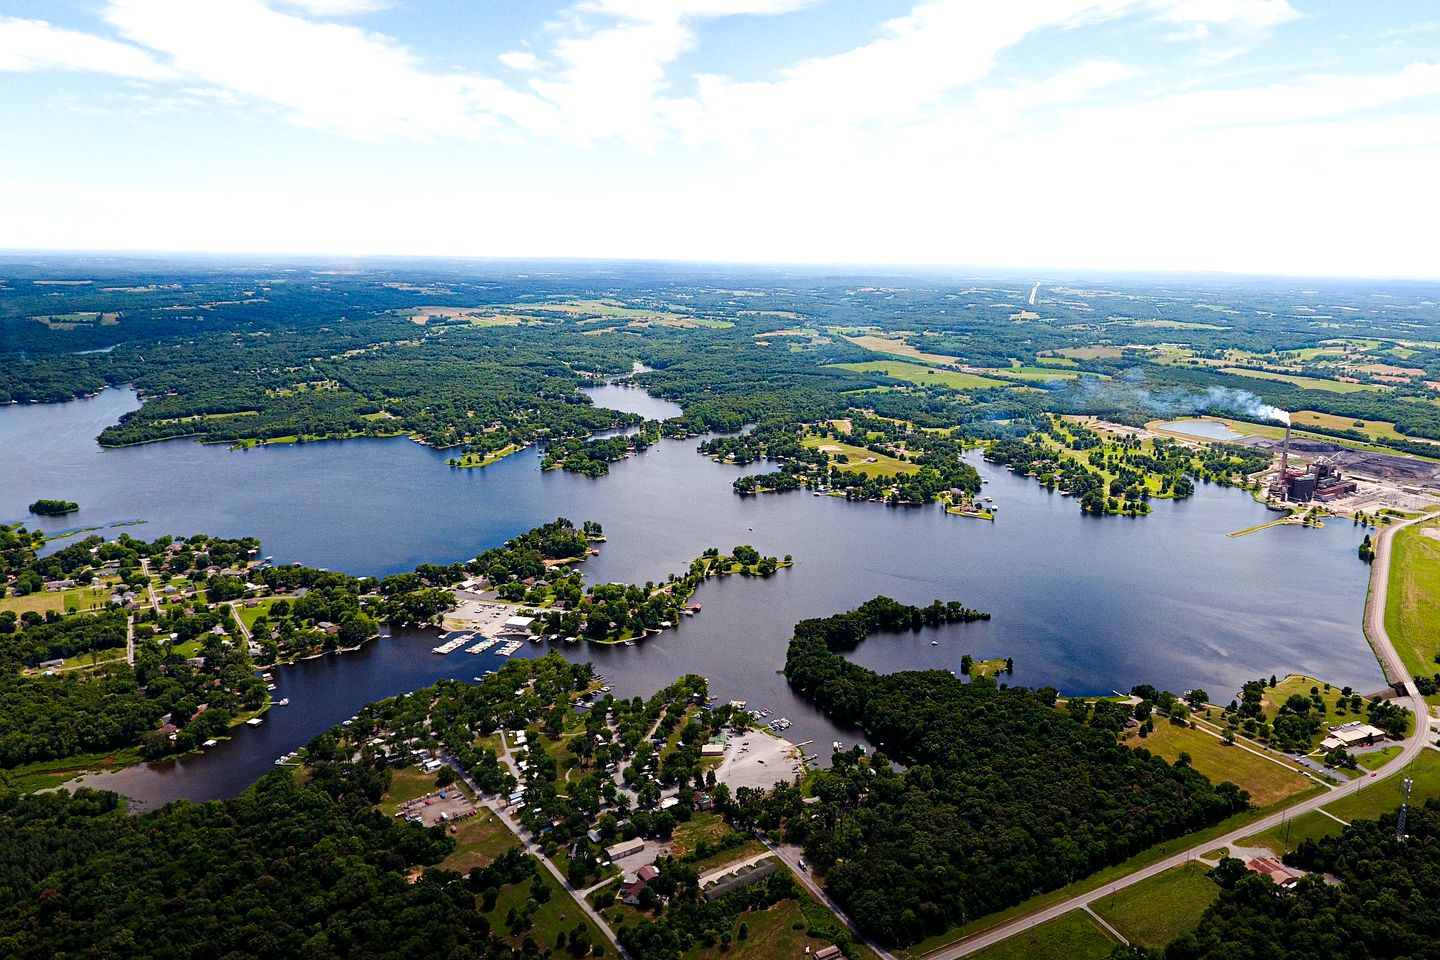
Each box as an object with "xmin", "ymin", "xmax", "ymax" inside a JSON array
[
  {"xmin": 0, "ymin": 585, "xmax": 112, "ymax": 616},
  {"xmin": 485, "ymin": 855, "xmax": 605, "ymax": 954},
  {"xmin": 1218, "ymin": 367, "xmax": 1379, "ymax": 393},
  {"xmin": 1322, "ymin": 747, "xmax": 1440, "ymax": 824},
  {"xmin": 1242, "ymin": 809, "xmax": 1345, "ymax": 856},
  {"xmin": 1357, "ymin": 746, "xmax": 1402, "ymax": 771},
  {"xmin": 235, "ymin": 597, "xmax": 281, "ymax": 629},
  {"xmin": 1092, "ymin": 865, "xmax": 1219, "ymax": 949},
  {"xmin": 969, "ymin": 910, "xmax": 1117, "ymax": 960},
  {"xmin": 670, "ymin": 812, "xmax": 741, "ymax": 858},
  {"xmin": 1120, "ymin": 720, "xmax": 1313, "ymax": 806},
  {"xmin": 800, "ymin": 435, "xmax": 919, "ymax": 476},
  {"xmin": 435, "ymin": 808, "xmax": 519, "ymax": 872},
  {"xmin": 832, "ymin": 359, "xmax": 1009, "ymax": 390},
  {"xmin": 1385, "ymin": 518, "xmax": 1440, "ymax": 677}
]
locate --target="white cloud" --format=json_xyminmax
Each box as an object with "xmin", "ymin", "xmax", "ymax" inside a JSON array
[
  {"xmin": 0, "ymin": 16, "xmax": 173, "ymax": 79},
  {"xmin": 273, "ymin": 0, "xmax": 391, "ymax": 14},
  {"xmin": 499, "ymin": 50, "xmax": 537, "ymax": 71},
  {"xmin": 101, "ymin": 0, "xmax": 557, "ymax": 141}
]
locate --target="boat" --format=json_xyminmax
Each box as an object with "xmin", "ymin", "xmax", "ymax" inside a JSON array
[
  {"xmin": 931, "ymin": 639, "xmax": 939, "ymax": 646},
  {"xmin": 277, "ymin": 697, "xmax": 290, "ymax": 706},
  {"xmin": 246, "ymin": 717, "xmax": 263, "ymax": 726},
  {"xmin": 623, "ymin": 639, "xmax": 634, "ymax": 646},
  {"xmin": 832, "ymin": 741, "xmax": 843, "ymax": 750}
]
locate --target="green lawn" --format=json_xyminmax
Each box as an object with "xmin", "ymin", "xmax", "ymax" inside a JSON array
[
  {"xmin": 1120, "ymin": 720, "xmax": 1313, "ymax": 806},
  {"xmin": 1241, "ymin": 809, "xmax": 1345, "ymax": 856},
  {"xmin": 1357, "ymin": 746, "xmax": 1402, "ymax": 771},
  {"xmin": 682, "ymin": 898, "xmax": 834, "ymax": 960},
  {"xmin": 1385, "ymin": 518, "xmax": 1440, "ymax": 678},
  {"xmin": 1092, "ymin": 866, "xmax": 1219, "ymax": 949},
  {"xmin": 831, "ymin": 359, "xmax": 1010, "ymax": 391},
  {"xmin": 1322, "ymin": 748, "xmax": 1440, "ymax": 824},
  {"xmin": 969, "ymin": 911, "xmax": 1117, "ymax": 960},
  {"xmin": 379, "ymin": 766, "xmax": 442, "ymax": 816},
  {"xmin": 685, "ymin": 839, "xmax": 767, "ymax": 877},
  {"xmin": 235, "ymin": 597, "xmax": 281, "ymax": 629}
]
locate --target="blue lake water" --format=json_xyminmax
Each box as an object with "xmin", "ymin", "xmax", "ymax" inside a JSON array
[{"xmin": 1, "ymin": 387, "xmax": 1382, "ymax": 805}]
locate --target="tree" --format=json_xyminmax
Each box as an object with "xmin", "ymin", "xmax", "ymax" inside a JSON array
[{"xmin": 436, "ymin": 765, "xmax": 457, "ymax": 788}]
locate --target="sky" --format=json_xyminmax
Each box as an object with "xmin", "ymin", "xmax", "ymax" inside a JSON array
[{"xmin": 1, "ymin": 1, "xmax": 1437, "ymax": 277}]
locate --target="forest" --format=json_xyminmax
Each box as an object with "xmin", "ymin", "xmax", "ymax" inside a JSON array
[
  {"xmin": 772, "ymin": 597, "xmax": 1249, "ymax": 946},
  {"xmin": 0, "ymin": 767, "xmax": 494, "ymax": 960}
]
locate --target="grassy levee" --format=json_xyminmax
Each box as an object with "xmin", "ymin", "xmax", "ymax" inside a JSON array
[
  {"xmin": 1092, "ymin": 864, "xmax": 1219, "ymax": 949},
  {"xmin": 967, "ymin": 911, "xmax": 1117, "ymax": 960},
  {"xmin": 1384, "ymin": 517, "xmax": 1440, "ymax": 679}
]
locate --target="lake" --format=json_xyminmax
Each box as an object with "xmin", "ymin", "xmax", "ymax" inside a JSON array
[{"xmin": 1, "ymin": 387, "xmax": 1382, "ymax": 805}]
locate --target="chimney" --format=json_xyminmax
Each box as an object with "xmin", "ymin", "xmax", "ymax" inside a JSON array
[{"xmin": 1278, "ymin": 424, "xmax": 1291, "ymax": 497}]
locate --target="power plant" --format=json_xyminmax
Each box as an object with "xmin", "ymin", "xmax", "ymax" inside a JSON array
[{"xmin": 1270, "ymin": 421, "xmax": 1358, "ymax": 502}]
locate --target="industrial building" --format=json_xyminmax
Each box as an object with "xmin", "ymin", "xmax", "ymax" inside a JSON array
[{"xmin": 1270, "ymin": 423, "xmax": 1358, "ymax": 502}]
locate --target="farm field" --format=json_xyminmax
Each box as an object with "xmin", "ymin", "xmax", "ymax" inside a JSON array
[
  {"xmin": 1217, "ymin": 367, "xmax": 1380, "ymax": 393},
  {"xmin": 831, "ymin": 359, "xmax": 1009, "ymax": 390}
]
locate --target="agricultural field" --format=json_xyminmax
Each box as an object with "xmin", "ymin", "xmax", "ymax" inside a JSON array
[
  {"xmin": 1092, "ymin": 865, "xmax": 1219, "ymax": 949},
  {"xmin": 831, "ymin": 359, "xmax": 1010, "ymax": 390},
  {"xmin": 842, "ymin": 332, "xmax": 962, "ymax": 365}
]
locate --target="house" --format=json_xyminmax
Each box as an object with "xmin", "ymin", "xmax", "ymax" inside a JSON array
[
  {"xmin": 813, "ymin": 947, "xmax": 843, "ymax": 960},
  {"xmin": 1245, "ymin": 856, "xmax": 1300, "ymax": 888},
  {"xmin": 316, "ymin": 621, "xmax": 340, "ymax": 635},
  {"xmin": 44, "ymin": 579, "xmax": 77, "ymax": 591},
  {"xmin": 38, "ymin": 658, "xmax": 64, "ymax": 670},
  {"xmin": 694, "ymin": 794, "xmax": 714, "ymax": 812},
  {"xmin": 619, "ymin": 863, "xmax": 661, "ymax": 904},
  {"xmin": 604, "ymin": 837, "xmax": 646, "ymax": 862},
  {"xmin": 1320, "ymin": 722, "xmax": 1387, "ymax": 752},
  {"xmin": 586, "ymin": 829, "xmax": 603, "ymax": 844},
  {"xmin": 700, "ymin": 742, "xmax": 726, "ymax": 757},
  {"xmin": 659, "ymin": 797, "xmax": 681, "ymax": 811}
]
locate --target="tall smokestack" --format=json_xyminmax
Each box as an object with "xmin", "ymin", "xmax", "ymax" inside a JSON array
[{"xmin": 1278, "ymin": 423, "xmax": 1292, "ymax": 499}]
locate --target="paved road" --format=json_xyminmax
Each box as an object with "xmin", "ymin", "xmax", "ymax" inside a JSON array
[
  {"xmin": 763, "ymin": 839, "xmax": 899, "ymax": 960},
  {"xmin": 923, "ymin": 512, "xmax": 1433, "ymax": 959}
]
